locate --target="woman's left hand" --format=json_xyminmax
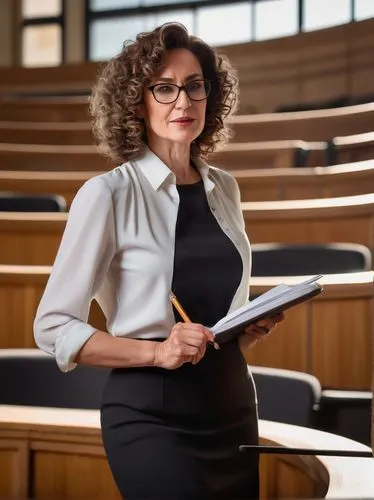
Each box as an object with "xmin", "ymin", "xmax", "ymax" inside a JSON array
[{"xmin": 238, "ymin": 311, "xmax": 285, "ymax": 351}]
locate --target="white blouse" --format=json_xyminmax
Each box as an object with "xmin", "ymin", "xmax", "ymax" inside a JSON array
[{"xmin": 33, "ymin": 146, "xmax": 251, "ymax": 372}]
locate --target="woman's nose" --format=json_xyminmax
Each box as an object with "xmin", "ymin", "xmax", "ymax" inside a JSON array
[{"xmin": 175, "ymin": 89, "xmax": 192, "ymax": 109}]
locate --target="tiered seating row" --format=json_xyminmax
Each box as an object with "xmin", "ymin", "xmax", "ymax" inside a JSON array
[
  {"xmin": 1, "ymin": 266, "xmax": 372, "ymax": 390},
  {"xmin": 1, "ymin": 159, "xmax": 373, "ymax": 205}
]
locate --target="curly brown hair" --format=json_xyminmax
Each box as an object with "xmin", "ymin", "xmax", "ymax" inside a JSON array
[{"xmin": 90, "ymin": 22, "xmax": 239, "ymax": 165}]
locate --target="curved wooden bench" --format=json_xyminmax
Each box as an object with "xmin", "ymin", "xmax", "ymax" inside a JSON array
[
  {"xmin": 1, "ymin": 193, "xmax": 373, "ymax": 265},
  {"xmin": 242, "ymin": 193, "xmax": 374, "ymax": 255},
  {"xmin": 0, "ymin": 141, "xmax": 325, "ymax": 172},
  {"xmin": 0, "ymin": 136, "xmax": 370, "ymax": 172},
  {"xmin": 229, "ymin": 102, "xmax": 374, "ymax": 142},
  {"xmin": 0, "ymin": 170, "xmax": 95, "ymax": 207},
  {"xmin": 328, "ymin": 131, "xmax": 374, "ymax": 165},
  {"xmin": 0, "ymin": 98, "xmax": 89, "ymax": 122},
  {"xmin": 211, "ymin": 140, "xmax": 326, "ymax": 169},
  {"xmin": 0, "ymin": 144, "xmax": 110, "ymax": 171},
  {"xmin": 0, "ymin": 405, "xmax": 372, "ymax": 499},
  {"xmin": 0, "ymin": 266, "xmax": 372, "ymax": 390},
  {"xmin": 0, "ymin": 120, "xmax": 92, "ymax": 145},
  {"xmin": 232, "ymin": 159, "xmax": 374, "ymax": 201},
  {"xmin": 1, "ymin": 159, "xmax": 373, "ymax": 206}
]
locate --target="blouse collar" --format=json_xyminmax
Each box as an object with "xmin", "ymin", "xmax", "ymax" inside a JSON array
[{"xmin": 134, "ymin": 145, "xmax": 215, "ymax": 194}]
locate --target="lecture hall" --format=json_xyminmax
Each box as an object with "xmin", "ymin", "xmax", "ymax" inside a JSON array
[{"xmin": 0, "ymin": 1, "xmax": 373, "ymax": 499}]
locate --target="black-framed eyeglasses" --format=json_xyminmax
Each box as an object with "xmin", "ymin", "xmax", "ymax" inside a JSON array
[{"xmin": 148, "ymin": 79, "xmax": 211, "ymax": 104}]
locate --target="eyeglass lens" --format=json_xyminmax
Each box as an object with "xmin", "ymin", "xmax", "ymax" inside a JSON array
[{"xmin": 153, "ymin": 80, "xmax": 210, "ymax": 103}]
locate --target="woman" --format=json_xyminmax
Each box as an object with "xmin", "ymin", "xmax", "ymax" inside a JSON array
[{"xmin": 34, "ymin": 22, "xmax": 283, "ymax": 499}]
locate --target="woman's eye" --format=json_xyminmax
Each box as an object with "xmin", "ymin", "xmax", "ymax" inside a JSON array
[
  {"xmin": 188, "ymin": 81, "xmax": 203, "ymax": 91},
  {"xmin": 157, "ymin": 85, "xmax": 174, "ymax": 94}
]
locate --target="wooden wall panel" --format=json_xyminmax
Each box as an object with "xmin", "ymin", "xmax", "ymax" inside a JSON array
[
  {"xmin": 311, "ymin": 297, "xmax": 372, "ymax": 389},
  {"xmin": 245, "ymin": 273, "xmax": 374, "ymax": 390},
  {"xmin": 33, "ymin": 446, "xmax": 120, "ymax": 500},
  {"xmin": 245, "ymin": 306, "xmax": 309, "ymax": 374},
  {"xmin": 0, "ymin": 439, "xmax": 28, "ymax": 498}
]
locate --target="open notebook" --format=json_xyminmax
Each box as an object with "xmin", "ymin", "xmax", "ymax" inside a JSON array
[{"xmin": 212, "ymin": 275, "xmax": 323, "ymax": 344}]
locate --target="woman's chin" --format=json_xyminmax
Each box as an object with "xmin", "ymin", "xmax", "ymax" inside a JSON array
[{"xmin": 168, "ymin": 130, "xmax": 200, "ymax": 144}]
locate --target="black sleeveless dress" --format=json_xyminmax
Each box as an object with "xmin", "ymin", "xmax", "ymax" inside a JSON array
[{"xmin": 101, "ymin": 180, "xmax": 259, "ymax": 499}]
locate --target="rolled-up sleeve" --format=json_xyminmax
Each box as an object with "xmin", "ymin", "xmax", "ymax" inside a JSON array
[{"xmin": 33, "ymin": 177, "xmax": 116, "ymax": 372}]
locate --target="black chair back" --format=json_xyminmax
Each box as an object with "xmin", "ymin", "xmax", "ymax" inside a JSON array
[
  {"xmin": 0, "ymin": 192, "xmax": 67, "ymax": 212},
  {"xmin": 251, "ymin": 243, "xmax": 371, "ymax": 276},
  {"xmin": 250, "ymin": 365, "xmax": 321, "ymax": 427},
  {"xmin": 0, "ymin": 349, "xmax": 109, "ymax": 409}
]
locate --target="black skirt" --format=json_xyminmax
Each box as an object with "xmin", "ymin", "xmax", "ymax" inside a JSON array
[{"xmin": 100, "ymin": 339, "xmax": 259, "ymax": 500}]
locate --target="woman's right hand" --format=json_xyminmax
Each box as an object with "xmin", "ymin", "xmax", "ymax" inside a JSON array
[{"xmin": 153, "ymin": 322, "xmax": 215, "ymax": 370}]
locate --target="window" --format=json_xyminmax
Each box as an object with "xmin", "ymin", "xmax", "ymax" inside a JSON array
[
  {"xmin": 302, "ymin": 0, "xmax": 351, "ymax": 31},
  {"xmin": 21, "ymin": 0, "xmax": 63, "ymax": 67},
  {"xmin": 90, "ymin": 0, "xmax": 141, "ymax": 10},
  {"xmin": 23, "ymin": 24, "xmax": 62, "ymax": 67},
  {"xmin": 22, "ymin": 0, "xmax": 62, "ymax": 18},
  {"xmin": 87, "ymin": 0, "xmax": 369, "ymax": 61},
  {"xmin": 196, "ymin": 3, "xmax": 252, "ymax": 46},
  {"xmin": 90, "ymin": 10, "xmax": 194, "ymax": 61},
  {"xmin": 354, "ymin": 0, "xmax": 374, "ymax": 20},
  {"xmin": 90, "ymin": 0, "xmax": 204, "ymax": 10},
  {"xmin": 255, "ymin": 0, "xmax": 298, "ymax": 41}
]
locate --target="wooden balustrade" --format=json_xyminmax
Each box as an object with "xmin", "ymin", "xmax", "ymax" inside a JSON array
[{"xmin": 0, "ymin": 266, "xmax": 371, "ymax": 390}]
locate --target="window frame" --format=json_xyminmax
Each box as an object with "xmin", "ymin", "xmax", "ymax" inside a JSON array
[
  {"xmin": 85, "ymin": 0, "xmax": 361, "ymax": 61},
  {"xmin": 21, "ymin": 0, "xmax": 66, "ymax": 66}
]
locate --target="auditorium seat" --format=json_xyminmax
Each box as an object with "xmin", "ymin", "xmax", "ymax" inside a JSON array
[
  {"xmin": 0, "ymin": 349, "xmax": 109, "ymax": 409},
  {"xmin": 250, "ymin": 366, "xmax": 321, "ymax": 428},
  {"xmin": 0, "ymin": 192, "xmax": 67, "ymax": 212},
  {"xmin": 251, "ymin": 243, "xmax": 372, "ymax": 276},
  {"xmin": 317, "ymin": 389, "xmax": 372, "ymax": 446}
]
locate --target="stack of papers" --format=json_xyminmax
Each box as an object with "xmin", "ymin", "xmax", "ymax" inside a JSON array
[{"xmin": 212, "ymin": 275, "xmax": 323, "ymax": 344}]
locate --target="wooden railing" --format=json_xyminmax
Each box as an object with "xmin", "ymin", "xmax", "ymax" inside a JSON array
[
  {"xmin": 0, "ymin": 405, "xmax": 372, "ymax": 499},
  {"xmin": 242, "ymin": 193, "xmax": 374, "ymax": 255},
  {"xmin": 1, "ymin": 160, "xmax": 373, "ymax": 205},
  {"xmin": 1, "ymin": 194, "xmax": 373, "ymax": 266},
  {"xmin": 0, "ymin": 266, "xmax": 372, "ymax": 390}
]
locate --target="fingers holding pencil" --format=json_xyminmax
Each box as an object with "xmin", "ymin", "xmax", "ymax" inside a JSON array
[
  {"xmin": 151, "ymin": 292, "xmax": 219, "ymax": 369},
  {"xmin": 169, "ymin": 291, "xmax": 219, "ymax": 350}
]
